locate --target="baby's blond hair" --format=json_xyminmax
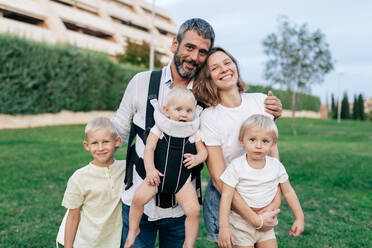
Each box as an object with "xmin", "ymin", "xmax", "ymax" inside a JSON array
[
  {"xmin": 85, "ymin": 117, "xmax": 117, "ymax": 139},
  {"xmin": 165, "ymin": 87, "xmax": 196, "ymax": 108},
  {"xmin": 239, "ymin": 114, "xmax": 278, "ymax": 142}
]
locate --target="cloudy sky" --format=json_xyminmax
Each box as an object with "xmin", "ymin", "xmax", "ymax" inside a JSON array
[{"xmin": 152, "ymin": 0, "xmax": 372, "ymax": 103}]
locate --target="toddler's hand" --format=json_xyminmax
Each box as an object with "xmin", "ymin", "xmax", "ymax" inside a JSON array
[
  {"xmin": 217, "ymin": 227, "xmax": 234, "ymax": 248},
  {"xmin": 145, "ymin": 169, "xmax": 164, "ymax": 186},
  {"xmin": 183, "ymin": 153, "xmax": 200, "ymax": 169},
  {"xmin": 289, "ymin": 218, "xmax": 304, "ymax": 237}
]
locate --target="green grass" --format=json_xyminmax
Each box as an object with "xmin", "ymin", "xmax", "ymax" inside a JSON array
[{"xmin": 0, "ymin": 118, "xmax": 371, "ymax": 247}]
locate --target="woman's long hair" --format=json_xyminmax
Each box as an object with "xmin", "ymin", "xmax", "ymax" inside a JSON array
[{"xmin": 193, "ymin": 47, "xmax": 247, "ymax": 107}]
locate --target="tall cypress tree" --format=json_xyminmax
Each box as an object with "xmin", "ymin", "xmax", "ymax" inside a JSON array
[
  {"xmin": 331, "ymin": 93, "xmax": 337, "ymax": 119},
  {"xmin": 358, "ymin": 94, "xmax": 365, "ymax": 120},
  {"xmin": 341, "ymin": 92, "xmax": 350, "ymax": 119},
  {"xmin": 353, "ymin": 95, "xmax": 359, "ymax": 119}
]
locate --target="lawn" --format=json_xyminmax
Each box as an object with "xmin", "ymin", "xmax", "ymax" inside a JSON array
[{"xmin": 0, "ymin": 118, "xmax": 371, "ymax": 247}]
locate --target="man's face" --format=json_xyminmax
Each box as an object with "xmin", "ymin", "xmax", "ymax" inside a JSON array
[{"xmin": 172, "ymin": 30, "xmax": 211, "ymax": 79}]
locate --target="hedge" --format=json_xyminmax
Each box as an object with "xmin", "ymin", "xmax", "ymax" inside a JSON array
[
  {"xmin": 0, "ymin": 34, "xmax": 143, "ymax": 114},
  {"xmin": 247, "ymin": 85, "xmax": 321, "ymax": 111},
  {"xmin": 0, "ymin": 34, "xmax": 320, "ymax": 114}
]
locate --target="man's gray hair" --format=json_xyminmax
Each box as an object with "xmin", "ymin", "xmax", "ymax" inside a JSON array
[
  {"xmin": 176, "ymin": 18, "xmax": 215, "ymax": 48},
  {"xmin": 85, "ymin": 117, "xmax": 117, "ymax": 139}
]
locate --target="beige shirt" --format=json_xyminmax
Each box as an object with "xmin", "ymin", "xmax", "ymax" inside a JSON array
[{"xmin": 62, "ymin": 160, "xmax": 126, "ymax": 248}]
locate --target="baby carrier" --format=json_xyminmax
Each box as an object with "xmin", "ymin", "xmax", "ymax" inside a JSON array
[{"xmin": 125, "ymin": 70, "xmax": 204, "ymax": 208}]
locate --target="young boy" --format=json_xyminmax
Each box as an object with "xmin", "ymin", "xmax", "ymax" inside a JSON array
[
  {"xmin": 218, "ymin": 114, "xmax": 304, "ymax": 248},
  {"xmin": 125, "ymin": 87, "xmax": 207, "ymax": 248},
  {"xmin": 62, "ymin": 117, "xmax": 125, "ymax": 248}
]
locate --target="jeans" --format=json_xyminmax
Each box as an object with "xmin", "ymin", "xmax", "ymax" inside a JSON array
[
  {"xmin": 121, "ymin": 203, "xmax": 186, "ymax": 248},
  {"xmin": 203, "ymin": 180, "xmax": 221, "ymax": 243}
]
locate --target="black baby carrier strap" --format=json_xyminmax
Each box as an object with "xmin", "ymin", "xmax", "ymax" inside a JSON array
[{"xmin": 124, "ymin": 70, "xmax": 162, "ymax": 189}]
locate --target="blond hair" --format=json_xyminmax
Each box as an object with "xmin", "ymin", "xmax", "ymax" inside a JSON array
[
  {"xmin": 85, "ymin": 117, "xmax": 117, "ymax": 139},
  {"xmin": 192, "ymin": 47, "xmax": 247, "ymax": 107},
  {"xmin": 166, "ymin": 87, "xmax": 196, "ymax": 108},
  {"xmin": 239, "ymin": 114, "xmax": 278, "ymax": 142}
]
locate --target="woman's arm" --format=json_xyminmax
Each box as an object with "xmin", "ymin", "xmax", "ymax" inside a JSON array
[
  {"xmin": 206, "ymin": 146, "xmax": 279, "ymax": 230},
  {"xmin": 64, "ymin": 208, "xmax": 80, "ymax": 248}
]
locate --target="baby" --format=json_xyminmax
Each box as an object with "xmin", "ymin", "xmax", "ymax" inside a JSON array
[{"xmin": 125, "ymin": 87, "xmax": 207, "ymax": 248}]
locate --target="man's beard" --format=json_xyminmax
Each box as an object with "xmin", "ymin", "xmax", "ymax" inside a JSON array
[{"xmin": 174, "ymin": 49, "xmax": 200, "ymax": 79}]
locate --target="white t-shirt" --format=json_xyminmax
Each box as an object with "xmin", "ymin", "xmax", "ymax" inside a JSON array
[
  {"xmin": 220, "ymin": 155, "xmax": 288, "ymax": 209},
  {"xmin": 62, "ymin": 160, "xmax": 126, "ymax": 248},
  {"xmin": 200, "ymin": 93, "xmax": 273, "ymax": 166}
]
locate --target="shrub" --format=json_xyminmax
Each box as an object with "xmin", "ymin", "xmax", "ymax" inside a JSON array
[
  {"xmin": 247, "ymin": 85, "xmax": 321, "ymax": 111},
  {"xmin": 0, "ymin": 34, "xmax": 144, "ymax": 114}
]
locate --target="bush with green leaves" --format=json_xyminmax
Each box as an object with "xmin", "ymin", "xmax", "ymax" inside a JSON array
[
  {"xmin": 0, "ymin": 34, "xmax": 143, "ymax": 114},
  {"xmin": 247, "ymin": 85, "xmax": 321, "ymax": 111}
]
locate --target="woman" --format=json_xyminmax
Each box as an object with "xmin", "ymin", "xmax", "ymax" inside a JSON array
[{"xmin": 193, "ymin": 47, "xmax": 282, "ymax": 244}]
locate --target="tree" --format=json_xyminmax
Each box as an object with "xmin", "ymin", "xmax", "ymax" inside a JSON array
[
  {"xmin": 331, "ymin": 93, "xmax": 337, "ymax": 119},
  {"xmin": 116, "ymin": 38, "xmax": 163, "ymax": 68},
  {"xmin": 263, "ymin": 16, "xmax": 333, "ymax": 135},
  {"xmin": 357, "ymin": 94, "xmax": 365, "ymax": 120},
  {"xmin": 352, "ymin": 95, "xmax": 358, "ymax": 120},
  {"xmin": 341, "ymin": 92, "xmax": 350, "ymax": 119}
]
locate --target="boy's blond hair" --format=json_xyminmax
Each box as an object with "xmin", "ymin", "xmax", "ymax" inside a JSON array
[
  {"xmin": 85, "ymin": 117, "xmax": 117, "ymax": 139},
  {"xmin": 239, "ymin": 114, "xmax": 278, "ymax": 142},
  {"xmin": 165, "ymin": 87, "xmax": 196, "ymax": 108}
]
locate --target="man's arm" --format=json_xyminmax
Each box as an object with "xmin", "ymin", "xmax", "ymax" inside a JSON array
[
  {"xmin": 111, "ymin": 74, "xmax": 139, "ymax": 145},
  {"xmin": 264, "ymin": 91, "xmax": 282, "ymax": 120},
  {"xmin": 64, "ymin": 208, "xmax": 80, "ymax": 248}
]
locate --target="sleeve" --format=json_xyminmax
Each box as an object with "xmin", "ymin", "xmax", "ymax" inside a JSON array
[
  {"xmin": 277, "ymin": 160, "xmax": 289, "ymax": 183},
  {"xmin": 199, "ymin": 110, "xmax": 221, "ymax": 146},
  {"xmin": 188, "ymin": 130, "xmax": 201, "ymax": 143},
  {"xmin": 62, "ymin": 174, "xmax": 84, "ymax": 209},
  {"xmin": 111, "ymin": 73, "xmax": 139, "ymax": 145},
  {"xmin": 251, "ymin": 93, "xmax": 274, "ymax": 120},
  {"xmin": 220, "ymin": 162, "xmax": 240, "ymax": 188},
  {"xmin": 150, "ymin": 125, "xmax": 162, "ymax": 138}
]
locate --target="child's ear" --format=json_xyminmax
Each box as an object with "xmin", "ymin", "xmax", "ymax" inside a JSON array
[
  {"xmin": 162, "ymin": 106, "xmax": 170, "ymax": 117},
  {"xmin": 239, "ymin": 139, "xmax": 245, "ymax": 147},
  {"xmin": 115, "ymin": 136, "xmax": 121, "ymax": 148},
  {"xmin": 272, "ymin": 140, "xmax": 277, "ymax": 146},
  {"xmin": 83, "ymin": 140, "xmax": 90, "ymax": 151}
]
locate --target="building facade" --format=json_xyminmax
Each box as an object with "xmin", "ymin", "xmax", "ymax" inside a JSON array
[{"xmin": 0, "ymin": 0, "xmax": 177, "ymax": 62}]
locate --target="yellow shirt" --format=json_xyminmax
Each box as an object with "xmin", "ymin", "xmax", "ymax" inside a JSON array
[{"xmin": 62, "ymin": 160, "xmax": 126, "ymax": 248}]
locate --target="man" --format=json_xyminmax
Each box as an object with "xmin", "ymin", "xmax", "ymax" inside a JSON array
[{"xmin": 112, "ymin": 18, "xmax": 282, "ymax": 248}]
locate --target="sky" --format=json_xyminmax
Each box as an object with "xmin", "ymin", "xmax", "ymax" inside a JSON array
[{"xmin": 151, "ymin": 0, "xmax": 372, "ymax": 103}]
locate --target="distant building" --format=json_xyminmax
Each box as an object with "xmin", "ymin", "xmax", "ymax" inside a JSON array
[
  {"xmin": 0, "ymin": 0, "xmax": 177, "ymax": 63},
  {"xmin": 365, "ymin": 98, "xmax": 372, "ymax": 114}
]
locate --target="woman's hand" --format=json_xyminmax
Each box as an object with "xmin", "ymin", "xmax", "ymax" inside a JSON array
[{"xmin": 258, "ymin": 209, "xmax": 280, "ymax": 232}]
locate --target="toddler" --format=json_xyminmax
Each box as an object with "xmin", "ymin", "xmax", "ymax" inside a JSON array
[{"xmin": 218, "ymin": 114, "xmax": 304, "ymax": 248}]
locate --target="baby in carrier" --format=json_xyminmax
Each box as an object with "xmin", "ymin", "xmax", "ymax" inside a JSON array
[{"xmin": 125, "ymin": 87, "xmax": 207, "ymax": 248}]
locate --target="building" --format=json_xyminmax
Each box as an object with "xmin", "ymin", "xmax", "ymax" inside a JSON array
[{"xmin": 0, "ymin": 0, "xmax": 177, "ymax": 62}]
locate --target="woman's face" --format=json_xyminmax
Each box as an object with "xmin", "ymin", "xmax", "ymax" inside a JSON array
[{"xmin": 207, "ymin": 51, "xmax": 238, "ymax": 91}]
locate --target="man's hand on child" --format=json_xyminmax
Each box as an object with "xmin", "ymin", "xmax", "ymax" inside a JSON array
[
  {"xmin": 289, "ymin": 219, "xmax": 304, "ymax": 237},
  {"xmin": 217, "ymin": 226, "xmax": 235, "ymax": 248},
  {"xmin": 183, "ymin": 153, "xmax": 200, "ymax": 169},
  {"xmin": 145, "ymin": 169, "xmax": 164, "ymax": 186}
]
